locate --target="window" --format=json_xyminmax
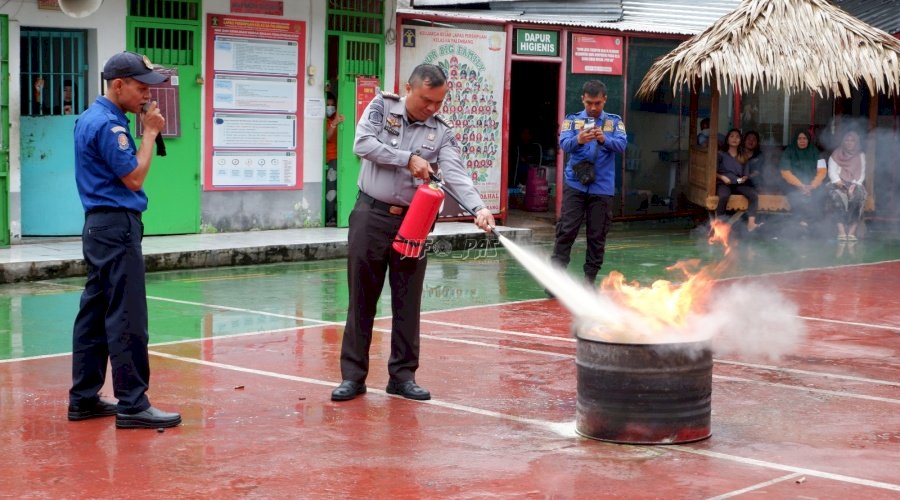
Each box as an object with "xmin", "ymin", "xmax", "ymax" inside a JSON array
[{"xmin": 20, "ymin": 28, "xmax": 87, "ymax": 116}]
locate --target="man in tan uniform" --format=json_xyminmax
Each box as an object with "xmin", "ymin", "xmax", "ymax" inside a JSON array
[{"xmin": 332, "ymin": 64, "xmax": 494, "ymax": 402}]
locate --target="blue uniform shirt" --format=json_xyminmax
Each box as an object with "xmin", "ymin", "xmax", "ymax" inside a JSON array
[
  {"xmin": 559, "ymin": 110, "xmax": 627, "ymax": 196},
  {"xmin": 74, "ymin": 96, "xmax": 146, "ymax": 212}
]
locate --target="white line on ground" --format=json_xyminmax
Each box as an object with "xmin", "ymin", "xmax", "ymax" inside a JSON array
[
  {"xmin": 147, "ymin": 349, "xmax": 900, "ymax": 494},
  {"xmin": 798, "ymin": 315, "xmax": 900, "ymax": 333},
  {"xmin": 707, "ymin": 472, "xmax": 803, "ymax": 499},
  {"xmin": 713, "ymin": 375, "xmax": 900, "ymax": 404},
  {"xmin": 425, "ymin": 318, "xmax": 900, "ymax": 388},
  {"xmin": 672, "ymin": 445, "xmax": 900, "ymax": 493},
  {"xmin": 421, "ymin": 319, "xmax": 576, "ymax": 343}
]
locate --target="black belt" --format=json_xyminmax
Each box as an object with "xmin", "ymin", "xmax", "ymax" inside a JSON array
[
  {"xmin": 86, "ymin": 207, "xmax": 142, "ymax": 220},
  {"xmin": 358, "ymin": 192, "xmax": 408, "ymax": 216}
]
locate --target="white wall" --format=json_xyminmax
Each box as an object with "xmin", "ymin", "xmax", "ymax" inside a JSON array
[
  {"xmin": 0, "ymin": 1, "xmax": 127, "ymax": 241},
  {"xmin": 1, "ymin": 1, "xmax": 397, "ymax": 236}
]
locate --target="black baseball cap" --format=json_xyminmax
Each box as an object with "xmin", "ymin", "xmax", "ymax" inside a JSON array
[{"xmin": 102, "ymin": 51, "xmax": 168, "ymax": 84}]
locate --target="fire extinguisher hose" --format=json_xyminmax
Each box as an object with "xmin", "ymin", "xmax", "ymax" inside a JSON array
[{"xmin": 429, "ymin": 173, "xmax": 497, "ymax": 235}]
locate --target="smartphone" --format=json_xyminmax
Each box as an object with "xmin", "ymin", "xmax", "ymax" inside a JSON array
[{"xmin": 583, "ymin": 117, "xmax": 595, "ymax": 130}]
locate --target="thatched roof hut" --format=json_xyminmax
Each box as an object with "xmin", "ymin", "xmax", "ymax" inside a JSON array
[{"xmin": 636, "ymin": 0, "xmax": 900, "ymax": 98}]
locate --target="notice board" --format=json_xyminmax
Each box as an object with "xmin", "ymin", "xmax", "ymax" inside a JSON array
[{"xmin": 204, "ymin": 14, "xmax": 306, "ymax": 191}]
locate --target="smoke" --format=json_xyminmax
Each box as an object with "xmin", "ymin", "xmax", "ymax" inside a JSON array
[
  {"xmin": 695, "ymin": 281, "xmax": 806, "ymax": 361},
  {"xmin": 819, "ymin": 116, "xmax": 900, "ymax": 230},
  {"xmin": 500, "ymin": 234, "xmax": 805, "ymax": 360}
]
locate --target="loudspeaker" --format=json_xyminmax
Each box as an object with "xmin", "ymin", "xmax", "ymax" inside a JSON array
[{"xmin": 58, "ymin": 0, "xmax": 104, "ymax": 18}]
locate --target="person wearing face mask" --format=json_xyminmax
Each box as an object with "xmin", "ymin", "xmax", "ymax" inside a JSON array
[{"xmin": 324, "ymin": 93, "xmax": 344, "ymax": 227}]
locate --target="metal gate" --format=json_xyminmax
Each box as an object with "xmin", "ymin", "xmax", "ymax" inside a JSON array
[
  {"xmin": 0, "ymin": 15, "xmax": 8, "ymax": 246},
  {"xmin": 19, "ymin": 28, "xmax": 86, "ymax": 236},
  {"xmin": 327, "ymin": 1, "xmax": 384, "ymax": 227},
  {"xmin": 127, "ymin": 0, "xmax": 201, "ymax": 235}
]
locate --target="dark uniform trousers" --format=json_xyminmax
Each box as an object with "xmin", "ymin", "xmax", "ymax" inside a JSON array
[
  {"xmin": 340, "ymin": 195, "xmax": 428, "ymax": 384},
  {"xmin": 551, "ymin": 184, "xmax": 614, "ymax": 281},
  {"xmin": 70, "ymin": 209, "xmax": 151, "ymax": 414}
]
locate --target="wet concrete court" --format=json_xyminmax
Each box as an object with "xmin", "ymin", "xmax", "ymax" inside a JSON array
[{"xmin": 1, "ymin": 224, "xmax": 899, "ymax": 498}]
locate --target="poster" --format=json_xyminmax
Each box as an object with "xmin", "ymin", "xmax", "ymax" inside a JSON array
[
  {"xmin": 400, "ymin": 26, "xmax": 506, "ymax": 214},
  {"xmin": 204, "ymin": 14, "xmax": 305, "ymax": 190},
  {"xmin": 356, "ymin": 76, "xmax": 379, "ymax": 123},
  {"xmin": 572, "ymin": 34, "xmax": 623, "ymax": 75}
]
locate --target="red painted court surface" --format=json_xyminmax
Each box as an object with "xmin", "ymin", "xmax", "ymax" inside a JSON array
[{"xmin": 2, "ymin": 260, "xmax": 899, "ymax": 498}]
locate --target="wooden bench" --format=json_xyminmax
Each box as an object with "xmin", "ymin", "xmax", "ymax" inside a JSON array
[{"xmin": 687, "ymin": 145, "xmax": 874, "ymax": 216}]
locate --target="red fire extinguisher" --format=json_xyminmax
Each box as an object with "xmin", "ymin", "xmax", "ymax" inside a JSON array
[{"xmin": 393, "ymin": 182, "xmax": 445, "ymax": 258}]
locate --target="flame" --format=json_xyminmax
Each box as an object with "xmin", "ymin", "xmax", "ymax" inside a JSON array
[
  {"xmin": 708, "ymin": 219, "xmax": 733, "ymax": 255},
  {"xmin": 598, "ymin": 221, "xmax": 733, "ymax": 332}
]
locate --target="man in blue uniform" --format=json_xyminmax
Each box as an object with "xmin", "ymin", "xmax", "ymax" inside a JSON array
[
  {"xmin": 68, "ymin": 51, "xmax": 180, "ymax": 429},
  {"xmin": 551, "ymin": 80, "xmax": 627, "ymax": 289}
]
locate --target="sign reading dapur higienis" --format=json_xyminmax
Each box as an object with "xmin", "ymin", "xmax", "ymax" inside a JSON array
[{"xmin": 515, "ymin": 29, "xmax": 558, "ymax": 56}]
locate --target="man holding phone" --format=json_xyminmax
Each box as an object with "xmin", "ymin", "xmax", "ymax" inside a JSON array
[
  {"xmin": 551, "ymin": 80, "xmax": 627, "ymax": 291},
  {"xmin": 69, "ymin": 51, "xmax": 180, "ymax": 429}
]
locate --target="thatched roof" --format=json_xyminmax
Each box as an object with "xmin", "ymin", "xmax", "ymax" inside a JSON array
[{"xmin": 636, "ymin": 0, "xmax": 900, "ymax": 98}]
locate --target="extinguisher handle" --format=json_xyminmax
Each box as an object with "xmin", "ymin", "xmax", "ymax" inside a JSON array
[{"xmin": 429, "ymin": 172, "xmax": 496, "ymax": 235}]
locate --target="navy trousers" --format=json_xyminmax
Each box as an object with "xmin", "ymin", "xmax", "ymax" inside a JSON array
[
  {"xmin": 551, "ymin": 184, "xmax": 614, "ymax": 282},
  {"xmin": 340, "ymin": 197, "xmax": 428, "ymax": 384},
  {"xmin": 70, "ymin": 210, "xmax": 150, "ymax": 414}
]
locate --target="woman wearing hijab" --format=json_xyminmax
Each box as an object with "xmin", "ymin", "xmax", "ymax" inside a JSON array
[
  {"xmin": 826, "ymin": 130, "xmax": 867, "ymax": 241},
  {"xmin": 779, "ymin": 130, "xmax": 826, "ymax": 228},
  {"xmin": 716, "ymin": 128, "xmax": 761, "ymax": 231}
]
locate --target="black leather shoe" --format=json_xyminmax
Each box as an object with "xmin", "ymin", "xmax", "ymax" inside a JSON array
[
  {"xmin": 331, "ymin": 380, "xmax": 366, "ymax": 401},
  {"xmin": 116, "ymin": 406, "xmax": 181, "ymax": 429},
  {"xmin": 386, "ymin": 380, "xmax": 431, "ymax": 400},
  {"xmin": 67, "ymin": 398, "xmax": 118, "ymax": 421}
]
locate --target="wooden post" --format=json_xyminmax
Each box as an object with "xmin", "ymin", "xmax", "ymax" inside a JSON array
[
  {"xmin": 707, "ymin": 82, "xmax": 720, "ymax": 197},
  {"xmin": 866, "ymin": 92, "xmax": 878, "ymax": 212},
  {"xmin": 689, "ymin": 90, "xmax": 698, "ymax": 148}
]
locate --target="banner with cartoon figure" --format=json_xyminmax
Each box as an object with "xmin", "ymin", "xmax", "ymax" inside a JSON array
[{"xmin": 400, "ymin": 26, "xmax": 506, "ymax": 215}]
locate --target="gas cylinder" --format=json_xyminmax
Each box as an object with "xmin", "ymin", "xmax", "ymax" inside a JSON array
[{"xmin": 393, "ymin": 182, "xmax": 445, "ymax": 258}]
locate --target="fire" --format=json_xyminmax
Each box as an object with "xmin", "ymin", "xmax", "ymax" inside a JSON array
[
  {"xmin": 708, "ymin": 219, "xmax": 733, "ymax": 255},
  {"xmin": 600, "ymin": 261, "xmax": 714, "ymax": 330},
  {"xmin": 598, "ymin": 220, "xmax": 734, "ymax": 332}
]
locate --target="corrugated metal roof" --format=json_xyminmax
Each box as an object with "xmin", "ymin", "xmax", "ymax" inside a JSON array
[
  {"xmin": 403, "ymin": 1, "xmax": 898, "ymax": 37},
  {"xmin": 400, "ymin": 0, "xmax": 742, "ymax": 36},
  {"xmin": 489, "ymin": 0, "xmax": 621, "ymax": 19},
  {"xmin": 832, "ymin": 0, "xmax": 900, "ymax": 35},
  {"xmin": 622, "ymin": 1, "xmax": 739, "ymax": 33},
  {"xmin": 412, "ymin": 0, "xmax": 517, "ymax": 4}
]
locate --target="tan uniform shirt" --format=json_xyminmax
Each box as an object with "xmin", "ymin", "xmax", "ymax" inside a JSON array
[{"xmin": 353, "ymin": 91, "xmax": 484, "ymax": 211}]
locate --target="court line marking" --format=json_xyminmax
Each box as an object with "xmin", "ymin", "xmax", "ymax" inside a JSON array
[
  {"xmin": 707, "ymin": 472, "xmax": 803, "ymax": 499},
  {"xmin": 420, "ymin": 319, "xmax": 900, "ymax": 388},
  {"xmin": 146, "ymin": 349, "xmax": 900, "ymax": 494},
  {"xmin": 422, "ymin": 319, "xmax": 577, "ymax": 343},
  {"xmin": 799, "ymin": 315, "xmax": 900, "ymax": 333},
  {"xmin": 4, "ymin": 295, "xmax": 897, "ymax": 393}
]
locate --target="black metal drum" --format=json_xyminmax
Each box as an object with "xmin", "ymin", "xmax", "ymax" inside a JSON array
[{"xmin": 575, "ymin": 333, "xmax": 713, "ymax": 444}]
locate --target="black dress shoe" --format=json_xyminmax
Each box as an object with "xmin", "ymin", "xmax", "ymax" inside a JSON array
[
  {"xmin": 331, "ymin": 380, "xmax": 366, "ymax": 401},
  {"xmin": 116, "ymin": 406, "xmax": 181, "ymax": 429},
  {"xmin": 67, "ymin": 397, "xmax": 118, "ymax": 421},
  {"xmin": 386, "ymin": 380, "xmax": 431, "ymax": 400}
]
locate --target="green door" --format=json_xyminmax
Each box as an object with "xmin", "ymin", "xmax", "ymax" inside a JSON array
[
  {"xmin": 126, "ymin": 5, "xmax": 201, "ymax": 235},
  {"xmin": 0, "ymin": 15, "xmax": 8, "ymax": 246},
  {"xmin": 336, "ymin": 34, "xmax": 384, "ymax": 227}
]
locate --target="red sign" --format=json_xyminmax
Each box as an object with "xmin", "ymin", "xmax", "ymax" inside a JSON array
[
  {"xmin": 231, "ymin": 0, "xmax": 283, "ymax": 16},
  {"xmin": 356, "ymin": 77, "xmax": 380, "ymax": 123},
  {"xmin": 572, "ymin": 34, "xmax": 623, "ymax": 75}
]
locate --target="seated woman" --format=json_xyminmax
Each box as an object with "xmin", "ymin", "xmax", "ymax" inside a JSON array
[
  {"xmin": 779, "ymin": 130, "xmax": 826, "ymax": 228},
  {"xmin": 716, "ymin": 128, "xmax": 761, "ymax": 231},
  {"xmin": 743, "ymin": 131, "xmax": 767, "ymax": 190},
  {"xmin": 826, "ymin": 129, "xmax": 867, "ymax": 241}
]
